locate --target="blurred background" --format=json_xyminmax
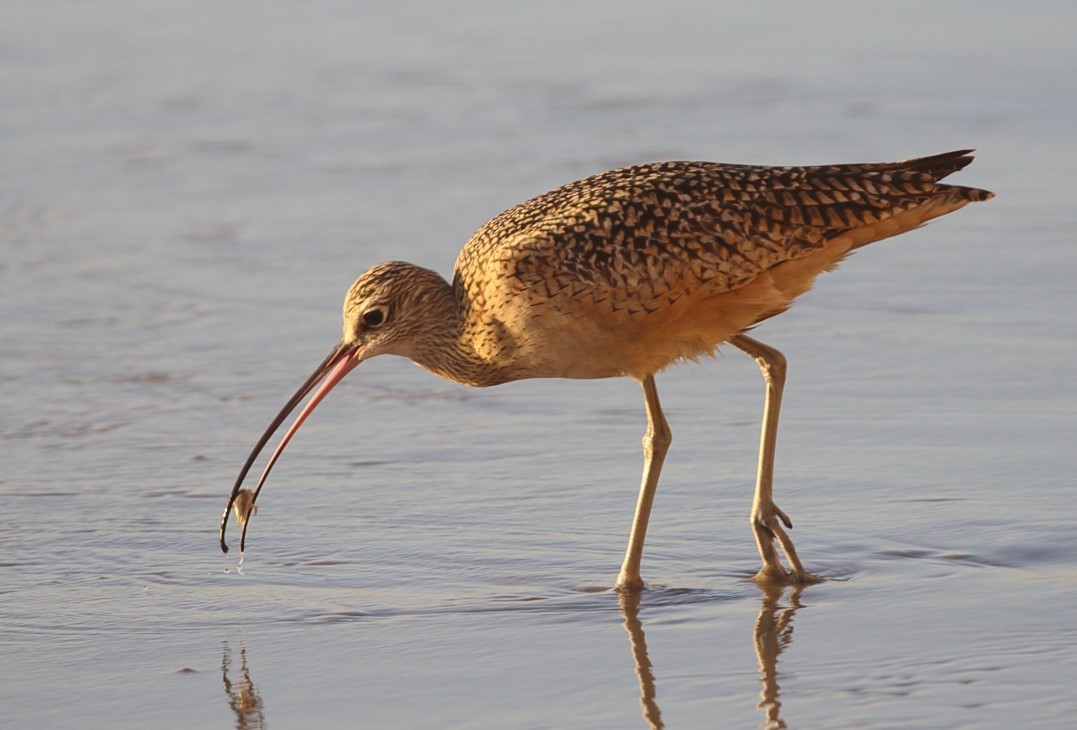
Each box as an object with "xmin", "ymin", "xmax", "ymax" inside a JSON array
[{"xmin": 3, "ymin": 2, "xmax": 1075, "ymax": 728}]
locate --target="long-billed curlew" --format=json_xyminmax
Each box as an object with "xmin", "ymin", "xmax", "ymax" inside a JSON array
[{"xmin": 220, "ymin": 150, "xmax": 992, "ymax": 589}]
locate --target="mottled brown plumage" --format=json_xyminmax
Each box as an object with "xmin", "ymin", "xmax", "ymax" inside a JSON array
[
  {"xmin": 221, "ymin": 150, "xmax": 992, "ymax": 589},
  {"xmin": 442, "ymin": 150, "xmax": 991, "ymax": 385}
]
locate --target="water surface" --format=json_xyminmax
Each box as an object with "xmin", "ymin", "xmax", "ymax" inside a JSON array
[{"xmin": 3, "ymin": 2, "xmax": 1076, "ymax": 728}]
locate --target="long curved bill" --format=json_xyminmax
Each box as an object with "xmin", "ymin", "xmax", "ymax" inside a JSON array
[{"xmin": 220, "ymin": 342, "xmax": 361, "ymax": 554}]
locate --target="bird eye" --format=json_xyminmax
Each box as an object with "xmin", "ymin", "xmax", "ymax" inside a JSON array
[{"xmin": 362, "ymin": 309, "xmax": 385, "ymax": 327}]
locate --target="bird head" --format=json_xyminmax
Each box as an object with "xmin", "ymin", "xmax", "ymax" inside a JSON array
[
  {"xmin": 219, "ymin": 260, "xmax": 454, "ymax": 553},
  {"xmin": 340, "ymin": 261, "xmax": 455, "ymax": 362}
]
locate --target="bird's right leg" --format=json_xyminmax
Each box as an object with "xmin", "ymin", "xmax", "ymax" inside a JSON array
[
  {"xmin": 615, "ymin": 374, "xmax": 671, "ymax": 592},
  {"xmin": 729, "ymin": 334, "xmax": 817, "ymax": 584}
]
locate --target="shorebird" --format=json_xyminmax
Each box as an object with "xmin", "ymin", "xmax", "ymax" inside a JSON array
[{"xmin": 220, "ymin": 150, "xmax": 992, "ymax": 589}]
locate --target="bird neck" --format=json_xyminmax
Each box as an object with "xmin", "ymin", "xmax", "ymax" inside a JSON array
[{"xmin": 404, "ymin": 279, "xmax": 514, "ymax": 388}]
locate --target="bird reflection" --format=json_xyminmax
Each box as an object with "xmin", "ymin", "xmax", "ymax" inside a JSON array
[
  {"xmin": 216, "ymin": 586, "xmax": 802, "ymax": 729},
  {"xmin": 753, "ymin": 583, "xmax": 805, "ymax": 729},
  {"xmin": 618, "ymin": 583, "xmax": 805, "ymax": 730},
  {"xmin": 618, "ymin": 590, "xmax": 665, "ymax": 729},
  {"xmin": 221, "ymin": 638, "xmax": 266, "ymax": 730}
]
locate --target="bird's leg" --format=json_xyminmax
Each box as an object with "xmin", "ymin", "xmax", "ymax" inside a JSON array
[
  {"xmin": 615, "ymin": 374, "xmax": 672, "ymax": 592},
  {"xmin": 729, "ymin": 334, "xmax": 817, "ymax": 584}
]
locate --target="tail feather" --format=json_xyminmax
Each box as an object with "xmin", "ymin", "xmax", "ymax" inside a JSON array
[
  {"xmin": 937, "ymin": 183, "xmax": 995, "ymax": 202},
  {"xmin": 897, "ymin": 149, "xmax": 976, "ymax": 181},
  {"xmin": 840, "ymin": 151, "xmax": 993, "ymax": 251}
]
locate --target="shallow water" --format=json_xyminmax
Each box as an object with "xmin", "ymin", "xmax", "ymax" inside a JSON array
[{"xmin": 3, "ymin": 2, "xmax": 1076, "ymax": 728}]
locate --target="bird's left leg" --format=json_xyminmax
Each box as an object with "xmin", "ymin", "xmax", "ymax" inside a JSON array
[
  {"xmin": 615, "ymin": 374, "xmax": 672, "ymax": 592},
  {"xmin": 729, "ymin": 334, "xmax": 817, "ymax": 584}
]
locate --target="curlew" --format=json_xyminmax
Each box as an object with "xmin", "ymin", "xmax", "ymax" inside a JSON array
[{"xmin": 220, "ymin": 150, "xmax": 992, "ymax": 589}]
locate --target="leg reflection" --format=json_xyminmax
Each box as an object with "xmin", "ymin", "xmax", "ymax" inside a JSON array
[
  {"xmin": 754, "ymin": 583, "xmax": 804, "ymax": 730},
  {"xmin": 618, "ymin": 591, "xmax": 665, "ymax": 730},
  {"xmin": 221, "ymin": 637, "xmax": 267, "ymax": 730}
]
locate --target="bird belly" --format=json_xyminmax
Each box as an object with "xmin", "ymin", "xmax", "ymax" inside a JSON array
[{"xmin": 480, "ymin": 236, "xmax": 857, "ymax": 382}]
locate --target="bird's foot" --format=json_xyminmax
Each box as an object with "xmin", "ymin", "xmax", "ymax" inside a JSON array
[
  {"xmin": 614, "ymin": 570, "xmax": 646, "ymax": 593},
  {"xmin": 752, "ymin": 563, "xmax": 821, "ymax": 586},
  {"xmin": 751, "ymin": 501, "xmax": 820, "ymax": 585}
]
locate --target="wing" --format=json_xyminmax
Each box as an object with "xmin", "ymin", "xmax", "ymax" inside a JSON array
[{"xmin": 454, "ymin": 151, "xmax": 990, "ymax": 317}]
